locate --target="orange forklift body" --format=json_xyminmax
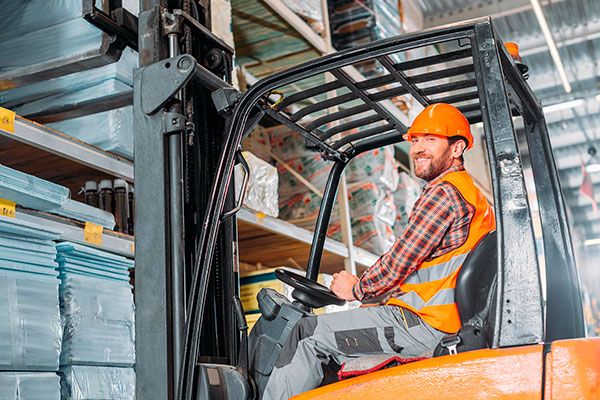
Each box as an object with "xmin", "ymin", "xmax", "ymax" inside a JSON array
[{"xmin": 294, "ymin": 338, "xmax": 600, "ymax": 400}]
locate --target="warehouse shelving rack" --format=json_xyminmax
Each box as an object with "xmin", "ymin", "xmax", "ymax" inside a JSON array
[
  {"xmin": 0, "ymin": 1, "xmax": 387, "ymax": 268},
  {"xmin": 0, "ymin": 116, "xmax": 135, "ymax": 257},
  {"xmin": 0, "ymin": 115, "xmax": 379, "ymax": 264}
]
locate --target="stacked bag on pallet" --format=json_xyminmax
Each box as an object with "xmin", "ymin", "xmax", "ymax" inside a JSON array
[
  {"xmin": 328, "ymin": 0, "xmax": 402, "ymax": 76},
  {"xmin": 55, "ymin": 242, "xmax": 135, "ymax": 400},
  {"xmin": 0, "ymin": 164, "xmax": 115, "ymax": 229},
  {"xmin": 393, "ymin": 172, "xmax": 421, "ymax": 237},
  {"xmin": 0, "ymin": 216, "xmax": 62, "ymax": 399},
  {"xmin": 0, "ymin": 0, "xmax": 139, "ymax": 159},
  {"xmin": 234, "ymin": 151, "xmax": 279, "ymax": 218},
  {"xmin": 265, "ymin": 125, "xmax": 399, "ymax": 254}
]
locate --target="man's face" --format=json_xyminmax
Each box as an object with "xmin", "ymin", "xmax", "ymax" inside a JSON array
[{"xmin": 409, "ymin": 134, "xmax": 454, "ymax": 181}]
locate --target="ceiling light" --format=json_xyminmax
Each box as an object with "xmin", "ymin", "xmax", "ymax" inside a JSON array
[
  {"xmin": 586, "ymin": 163, "xmax": 600, "ymax": 173},
  {"xmin": 584, "ymin": 238, "xmax": 600, "ymax": 246},
  {"xmin": 530, "ymin": 0, "xmax": 571, "ymax": 93},
  {"xmin": 542, "ymin": 99, "xmax": 584, "ymax": 114}
]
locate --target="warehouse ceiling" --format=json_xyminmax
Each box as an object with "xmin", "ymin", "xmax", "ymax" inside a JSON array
[
  {"xmin": 417, "ymin": 0, "xmax": 600, "ymax": 244},
  {"xmin": 231, "ymin": 0, "xmax": 600, "ymax": 244}
]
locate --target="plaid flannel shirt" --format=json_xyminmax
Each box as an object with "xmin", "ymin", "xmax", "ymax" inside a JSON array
[{"xmin": 352, "ymin": 165, "xmax": 475, "ymax": 301}]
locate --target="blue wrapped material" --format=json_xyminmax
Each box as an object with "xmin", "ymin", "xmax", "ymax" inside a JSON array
[
  {"xmin": 0, "ymin": 164, "xmax": 115, "ymax": 229},
  {"xmin": 0, "ymin": 0, "xmax": 138, "ymax": 78},
  {"xmin": 0, "ymin": 164, "xmax": 69, "ymax": 211},
  {"xmin": 0, "ymin": 216, "xmax": 62, "ymax": 372},
  {"xmin": 328, "ymin": 0, "xmax": 402, "ymax": 75},
  {"xmin": 56, "ymin": 243, "xmax": 135, "ymax": 367},
  {"xmin": 53, "ymin": 198, "xmax": 116, "ymax": 230},
  {"xmin": 0, "ymin": 372, "xmax": 60, "ymax": 400},
  {"xmin": 0, "ymin": 48, "xmax": 136, "ymax": 109},
  {"xmin": 60, "ymin": 366, "xmax": 135, "ymax": 400},
  {"xmin": 48, "ymin": 106, "xmax": 133, "ymax": 159},
  {"xmin": 0, "ymin": 0, "xmax": 103, "ymax": 77}
]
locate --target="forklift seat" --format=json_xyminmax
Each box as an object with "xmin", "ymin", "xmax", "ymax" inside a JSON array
[
  {"xmin": 434, "ymin": 230, "xmax": 498, "ymax": 356},
  {"xmin": 455, "ymin": 230, "xmax": 498, "ymax": 325}
]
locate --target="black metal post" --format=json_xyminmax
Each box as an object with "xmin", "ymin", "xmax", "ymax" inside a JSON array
[
  {"xmin": 306, "ymin": 160, "xmax": 346, "ymax": 281},
  {"xmin": 471, "ymin": 22, "xmax": 544, "ymax": 348}
]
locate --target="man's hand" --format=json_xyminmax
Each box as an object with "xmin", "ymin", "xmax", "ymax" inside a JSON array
[{"xmin": 330, "ymin": 270, "xmax": 359, "ymax": 301}]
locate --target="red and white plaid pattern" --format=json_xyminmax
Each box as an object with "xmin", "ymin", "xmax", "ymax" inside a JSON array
[{"xmin": 353, "ymin": 165, "xmax": 475, "ymax": 301}]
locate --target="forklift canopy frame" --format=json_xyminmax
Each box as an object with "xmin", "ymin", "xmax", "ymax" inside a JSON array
[{"xmin": 178, "ymin": 17, "xmax": 585, "ymax": 396}]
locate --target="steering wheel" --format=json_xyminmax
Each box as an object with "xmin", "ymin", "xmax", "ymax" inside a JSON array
[{"xmin": 275, "ymin": 268, "xmax": 346, "ymax": 308}]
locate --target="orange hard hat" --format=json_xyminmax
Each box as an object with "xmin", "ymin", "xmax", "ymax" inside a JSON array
[{"xmin": 404, "ymin": 103, "xmax": 473, "ymax": 149}]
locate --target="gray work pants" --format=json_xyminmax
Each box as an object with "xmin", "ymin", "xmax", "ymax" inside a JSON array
[{"xmin": 262, "ymin": 305, "xmax": 446, "ymax": 400}]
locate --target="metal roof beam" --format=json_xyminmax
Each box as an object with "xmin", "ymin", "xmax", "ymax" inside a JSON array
[
  {"xmin": 520, "ymin": 18, "xmax": 600, "ymax": 56},
  {"xmin": 423, "ymin": 0, "xmax": 563, "ymax": 29},
  {"xmin": 262, "ymin": 0, "xmax": 412, "ymax": 127}
]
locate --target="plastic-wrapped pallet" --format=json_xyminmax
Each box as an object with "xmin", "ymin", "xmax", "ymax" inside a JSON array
[
  {"xmin": 1, "ymin": 48, "xmax": 137, "ymax": 113},
  {"xmin": 268, "ymin": 124, "xmax": 321, "ymax": 161},
  {"xmin": 56, "ymin": 242, "xmax": 135, "ymax": 367},
  {"xmin": 393, "ymin": 172, "xmax": 421, "ymax": 237},
  {"xmin": 234, "ymin": 151, "xmax": 279, "ymax": 218},
  {"xmin": 0, "ymin": 372, "xmax": 60, "ymax": 400},
  {"xmin": 60, "ymin": 365, "xmax": 135, "ymax": 400},
  {"xmin": 279, "ymin": 181, "xmax": 396, "ymax": 226},
  {"xmin": 48, "ymin": 106, "xmax": 134, "ymax": 160},
  {"xmin": 277, "ymin": 154, "xmax": 331, "ymax": 200},
  {"xmin": 0, "ymin": 216, "xmax": 62, "ymax": 371},
  {"xmin": 345, "ymin": 147, "xmax": 399, "ymax": 191},
  {"xmin": 329, "ymin": 214, "xmax": 396, "ymax": 255},
  {"xmin": 328, "ymin": 0, "xmax": 402, "ymax": 75},
  {"xmin": 0, "ymin": 0, "xmax": 138, "ymax": 78}
]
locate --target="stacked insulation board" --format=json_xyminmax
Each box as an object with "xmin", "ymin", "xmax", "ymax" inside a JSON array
[
  {"xmin": 0, "ymin": 164, "xmax": 115, "ymax": 229},
  {"xmin": 56, "ymin": 242, "xmax": 135, "ymax": 400},
  {"xmin": 0, "ymin": 372, "xmax": 61, "ymax": 400},
  {"xmin": 328, "ymin": 0, "xmax": 403, "ymax": 76},
  {"xmin": 0, "ymin": 216, "xmax": 62, "ymax": 399},
  {"xmin": 0, "ymin": 1, "xmax": 139, "ymax": 159}
]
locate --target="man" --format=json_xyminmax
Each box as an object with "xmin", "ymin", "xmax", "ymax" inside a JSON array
[{"xmin": 262, "ymin": 103, "xmax": 496, "ymax": 400}]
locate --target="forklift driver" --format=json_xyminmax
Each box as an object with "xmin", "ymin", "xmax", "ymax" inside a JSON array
[{"xmin": 262, "ymin": 103, "xmax": 496, "ymax": 400}]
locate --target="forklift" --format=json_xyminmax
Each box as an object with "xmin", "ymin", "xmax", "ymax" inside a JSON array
[{"xmin": 131, "ymin": 1, "xmax": 599, "ymax": 398}]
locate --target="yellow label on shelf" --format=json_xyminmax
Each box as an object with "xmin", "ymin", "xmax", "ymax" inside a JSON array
[
  {"xmin": 129, "ymin": 242, "xmax": 135, "ymax": 253},
  {"xmin": 0, "ymin": 107, "xmax": 15, "ymax": 133},
  {"xmin": 0, "ymin": 198, "xmax": 16, "ymax": 218},
  {"xmin": 84, "ymin": 222, "xmax": 103, "ymax": 245},
  {"xmin": 255, "ymin": 211, "xmax": 266, "ymax": 220}
]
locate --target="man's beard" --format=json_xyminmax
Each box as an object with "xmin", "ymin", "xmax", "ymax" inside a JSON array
[{"xmin": 413, "ymin": 147, "xmax": 453, "ymax": 182}]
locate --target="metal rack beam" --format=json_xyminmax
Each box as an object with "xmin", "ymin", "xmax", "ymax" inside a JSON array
[
  {"xmin": 0, "ymin": 117, "xmax": 133, "ymax": 181},
  {"xmin": 237, "ymin": 208, "xmax": 377, "ymax": 268},
  {"xmin": 17, "ymin": 209, "xmax": 134, "ymax": 258}
]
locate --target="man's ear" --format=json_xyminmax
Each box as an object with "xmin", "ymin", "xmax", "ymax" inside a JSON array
[{"xmin": 451, "ymin": 139, "xmax": 467, "ymax": 159}]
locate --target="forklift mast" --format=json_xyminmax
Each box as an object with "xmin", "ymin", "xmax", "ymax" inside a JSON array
[{"xmin": 134, "ymin": 1, "xmax": 239, "ymax": 398}]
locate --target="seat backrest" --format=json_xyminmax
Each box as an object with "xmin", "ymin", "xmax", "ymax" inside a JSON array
[{"xmin": 455, "ymin": 231, "xmax": 498, "ymax": 325}]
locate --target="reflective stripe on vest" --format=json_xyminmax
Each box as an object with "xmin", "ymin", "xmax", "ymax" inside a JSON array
[
  {"xmin": 387, "ymin": 170, "xmax": 496, "ymax": 334},
  {"xmin": 398, "ymin": 287, "xmax": 456, "ymax": 310},
  {"xmin": 404, "ymin": 252, "xmax": 469, "ymax": 285}
]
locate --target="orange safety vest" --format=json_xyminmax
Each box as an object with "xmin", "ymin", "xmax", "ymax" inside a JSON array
[{"xmin": 387, "ymin": 170, "xmax": 496, "ymax": 333}]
